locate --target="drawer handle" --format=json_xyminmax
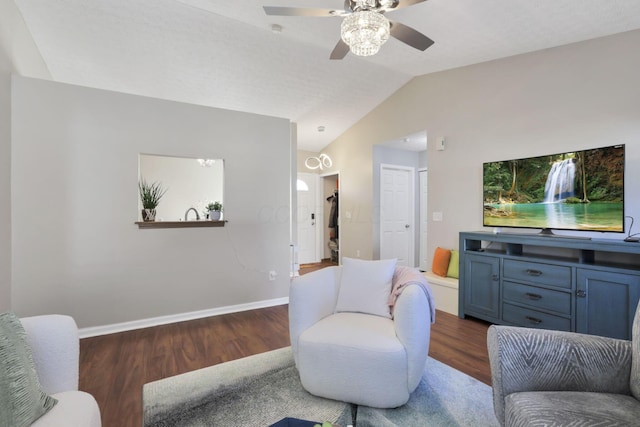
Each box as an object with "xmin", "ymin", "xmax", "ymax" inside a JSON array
[
  {"xmin": 525, "ymin": 269, "xmax": 543, "ymax": 276},
  {"xmin": 525, "ymin": 292, "xmax": 542, "ymax": 301},
  {"xmin": 525, "ymin": 316, "xmax": 542, "ymax": 325}
]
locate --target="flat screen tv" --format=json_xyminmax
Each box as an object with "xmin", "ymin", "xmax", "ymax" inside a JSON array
[{"xmin": 483, "ymin": 144, "xmax": 625, "ymax": 234}]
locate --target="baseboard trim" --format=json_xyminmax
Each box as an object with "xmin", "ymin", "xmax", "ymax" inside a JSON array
[{"xmin": 78, "ymin": 297, "xmax": 289, "ymax": 339}]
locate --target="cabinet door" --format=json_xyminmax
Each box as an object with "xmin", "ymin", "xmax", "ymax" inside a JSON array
[
  {"xmin": 463, "ymin": 254, "xmax": 500, "ymax": 322},
  {"xmin": 576, "ymin": 269, "xmax": 640, "ymax": 340}
]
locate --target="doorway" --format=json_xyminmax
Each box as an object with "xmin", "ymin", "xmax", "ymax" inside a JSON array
[
  {"xmin": 373, "ymin": 131, "xmax": 427, "ymax": 266},
  {"xmin": 380, "ymin": 164, "xmax": 415, "ymax": 266},
  {"xmin": 296, "ymin": 173, "xmax": 321, "ymax": 264},
  {"xmin": 321, "ymin": 172, "xmax": 340, "ymax": 265}
]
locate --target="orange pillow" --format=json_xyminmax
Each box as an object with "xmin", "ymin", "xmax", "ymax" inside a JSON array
[{"xmin": 432, "ymin": 247, "xmax": 451, "ymax": 277}]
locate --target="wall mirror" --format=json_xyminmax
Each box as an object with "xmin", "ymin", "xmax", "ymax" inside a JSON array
[{"xmin": 138, "ymin": 154, "xmax": 224, "ymax": 222}]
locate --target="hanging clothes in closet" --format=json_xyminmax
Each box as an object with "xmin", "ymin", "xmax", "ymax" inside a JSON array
[
  {"xmin": 327, "ymin": 190, "xmax": 339, "ymax": 263},
  {"xmin": 327, "ymin": 190, "xmax": 338, "ymax": 240}
]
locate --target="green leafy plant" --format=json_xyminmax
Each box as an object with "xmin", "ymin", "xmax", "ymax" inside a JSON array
[
  {"xmin": 206, "ymin": 201, "xmax": 223, "ymax": 212},
  {"xmin": 138, "ymin": 179, "xmax": 167, "ymax": 209}
]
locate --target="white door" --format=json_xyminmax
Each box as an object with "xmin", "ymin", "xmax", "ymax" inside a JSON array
[
  {"xmin": 297, "ymin": 173, "xmax": 319, "ymax": 264},
  {"xmin": 380, "ymin": 165, "xmax": 415, "ymax": 266},
  {"xmin": 419, "ymin": 169, "xmax": 428, "ymax": 271}
]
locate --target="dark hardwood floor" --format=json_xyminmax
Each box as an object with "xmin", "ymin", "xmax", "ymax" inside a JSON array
[
  {"xmin": 429, "ymin": 310, "xmax": 492, "ymax": 385},
  {"xmin": 79, "ymin": 263, "xmax": 490, "ymax": 427},
  {"xmin": 299, "ymin": 259, "xmax": 338, "ymax": 274}
]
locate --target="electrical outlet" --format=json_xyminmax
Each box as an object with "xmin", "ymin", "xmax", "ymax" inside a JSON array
[
  {"xmin": 356, "ymin": 250, "xmax": 360, "ymax": 257},
  {"xmin": 268, "ymin": 270, "xmax": 277, "ymax": 281}
]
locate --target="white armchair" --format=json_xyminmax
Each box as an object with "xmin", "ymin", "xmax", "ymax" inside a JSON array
[
  {"xmin": 21, "ymin": 315, "xmax": 101, "ymax": 427},
  {"xmin": 290, "ymin": 265, "xmax": 433, "ymax": 408}
]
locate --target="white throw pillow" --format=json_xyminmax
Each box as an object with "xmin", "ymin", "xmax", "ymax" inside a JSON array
[{"xmin": 335, "ymin": 257, "xmax": 397, "ymax": 318}]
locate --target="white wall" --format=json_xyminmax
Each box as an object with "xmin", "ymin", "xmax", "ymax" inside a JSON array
[
  {"xmin": 0, "ymin": 0, "xmax": 51, "ymax": 311},
  {"xmin": 11, "ymin": 76, "xmax": 292, "ymax": 328},
  {"xmin": 323, "ymin": 29, "xmax": 640, "ymax": 267}
]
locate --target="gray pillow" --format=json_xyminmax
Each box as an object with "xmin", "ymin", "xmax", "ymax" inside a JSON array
[{"xmin": 0, "ymin": 312, "xmax": 58, "ymax": 427}]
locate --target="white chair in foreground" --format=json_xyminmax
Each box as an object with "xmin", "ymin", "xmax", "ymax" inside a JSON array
[
  {"xmin": 289, "ymin": 259, "xmax": 434, "ymax": 408},
  {"xmin": 22, "ymin": 315, "xmax": 102, "ymax": 427}
]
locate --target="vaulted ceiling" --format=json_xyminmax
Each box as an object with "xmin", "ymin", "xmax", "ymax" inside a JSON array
[{"xmin": 13, "ymin": 0, "xmax": 640, "ymax": 151}]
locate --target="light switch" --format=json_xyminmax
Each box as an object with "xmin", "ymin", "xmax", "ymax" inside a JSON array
[{"xmin": 433, "ymin": 212, "xmax": 443, "ymax": 221}]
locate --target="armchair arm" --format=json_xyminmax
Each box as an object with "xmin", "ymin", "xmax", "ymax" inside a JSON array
[
  {"xmin": 289, "ymin": 266, "xmax": 341, "ymax": 364},
  {"xmin": 21, "ymin": 315, "xmax": 80, "ymax": 395},
  {"xmin": 488, "ymin": 325, "xmax": 632, "ymax": 425},
  {"xmin": 394, "ymin": 284, "xmax": 431, "ymax": 392}
]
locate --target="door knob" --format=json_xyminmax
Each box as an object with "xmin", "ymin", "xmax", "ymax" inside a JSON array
[{"xmin": 405, "ymin": 224, "xmax": 410, "ymax": 229}]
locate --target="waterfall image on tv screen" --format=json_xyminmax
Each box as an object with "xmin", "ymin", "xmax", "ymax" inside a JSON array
[{"xmin": 483, "ymin": 144, "xmax": 625, "ymax": 233}]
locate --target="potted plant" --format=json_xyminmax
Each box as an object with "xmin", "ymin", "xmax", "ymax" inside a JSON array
[
  {"xmin": 206, "ymin": 201, "xmax": 223, "ymax": 221},
  {"xmin": 138, "ymin": 179, "xmax": 167, "ymax": 222}
]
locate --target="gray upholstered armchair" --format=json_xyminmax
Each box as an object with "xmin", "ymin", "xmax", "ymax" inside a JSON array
[{"xmin": 487, "ymin": 302, "xmax": 640, "ymax": 426}]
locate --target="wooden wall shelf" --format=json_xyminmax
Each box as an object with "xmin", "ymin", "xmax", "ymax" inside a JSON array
[{"xmin": 135, "ymin": 220, "xmax": 226, "ymax": 229}]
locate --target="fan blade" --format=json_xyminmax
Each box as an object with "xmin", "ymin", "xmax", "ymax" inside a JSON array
[
  {"xmin": 263, "ymin": 6, "xmax": 339, "ymax": 17},
  {"xmin": 392, "ymin": 0, "xmax": 428, "ymax": 10},
  {"xmin": 389, "ymin": 21, "xmax": 434, "ymax": 51},
  {"xmin": 330, "ymin": 39, "xmax": 350, "ymax": 60}
]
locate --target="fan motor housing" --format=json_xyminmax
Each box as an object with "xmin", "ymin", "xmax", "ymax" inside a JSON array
[{"xmin": 347, "ymin": 0, "xmax": 399, "ymax": 13}]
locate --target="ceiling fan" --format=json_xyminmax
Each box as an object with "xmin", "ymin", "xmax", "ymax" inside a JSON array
[{"xmin": 264, "ymin": 0, "xmax": 434, "ymax": 59}]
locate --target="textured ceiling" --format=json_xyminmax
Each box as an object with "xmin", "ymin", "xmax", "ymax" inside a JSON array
[{"xmin": 13, "ymin": 0, "xmax": 640, "ymax": 151}]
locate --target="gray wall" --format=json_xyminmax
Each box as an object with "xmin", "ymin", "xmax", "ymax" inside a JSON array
[
  {"xmin": 11, "ymin": 76, "xmax": 292, "ymax": 328},
  {"xmin": 418, "ymin": 150, "xmax": 427, "ymax": 169},
  {"xmin": 0, "ymin": 39, "xmax": 10, "ymax": 312},
  {"xmin": 0, "ymin": 0, "xmax": 51, "ymax": 311},
  {"xmin": 322, "ymin": 29, "xmax": 640, "ymax": 268}
]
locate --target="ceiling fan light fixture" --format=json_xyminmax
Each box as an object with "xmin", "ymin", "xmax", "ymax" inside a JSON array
[{"xmin": 341, "ymin": 10, "xmax": 390, "ymax": 57}]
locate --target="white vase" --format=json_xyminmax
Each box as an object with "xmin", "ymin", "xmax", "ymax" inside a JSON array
[{"xmin": 209, "ymin": 211, "xmax": 221, "ymax": 221}]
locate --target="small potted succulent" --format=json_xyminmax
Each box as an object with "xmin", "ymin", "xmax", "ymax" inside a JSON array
[
  {"xmin": 138, "ymin": 179, "xmax": 167, "ymax": 222},
  {"xmin": 206, "ymin": 201, "xmax": 223, "ymax": 221}
]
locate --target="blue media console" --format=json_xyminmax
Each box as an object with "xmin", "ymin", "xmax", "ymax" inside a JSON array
[{"xmin": 459, "ymin": 231, "xmax": 640, "ymax": 340}]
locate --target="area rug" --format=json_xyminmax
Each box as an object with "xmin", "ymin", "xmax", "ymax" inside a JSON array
[{"xmin": 143, "ymin": 347, "xmax": 499, "ymax": 427}]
